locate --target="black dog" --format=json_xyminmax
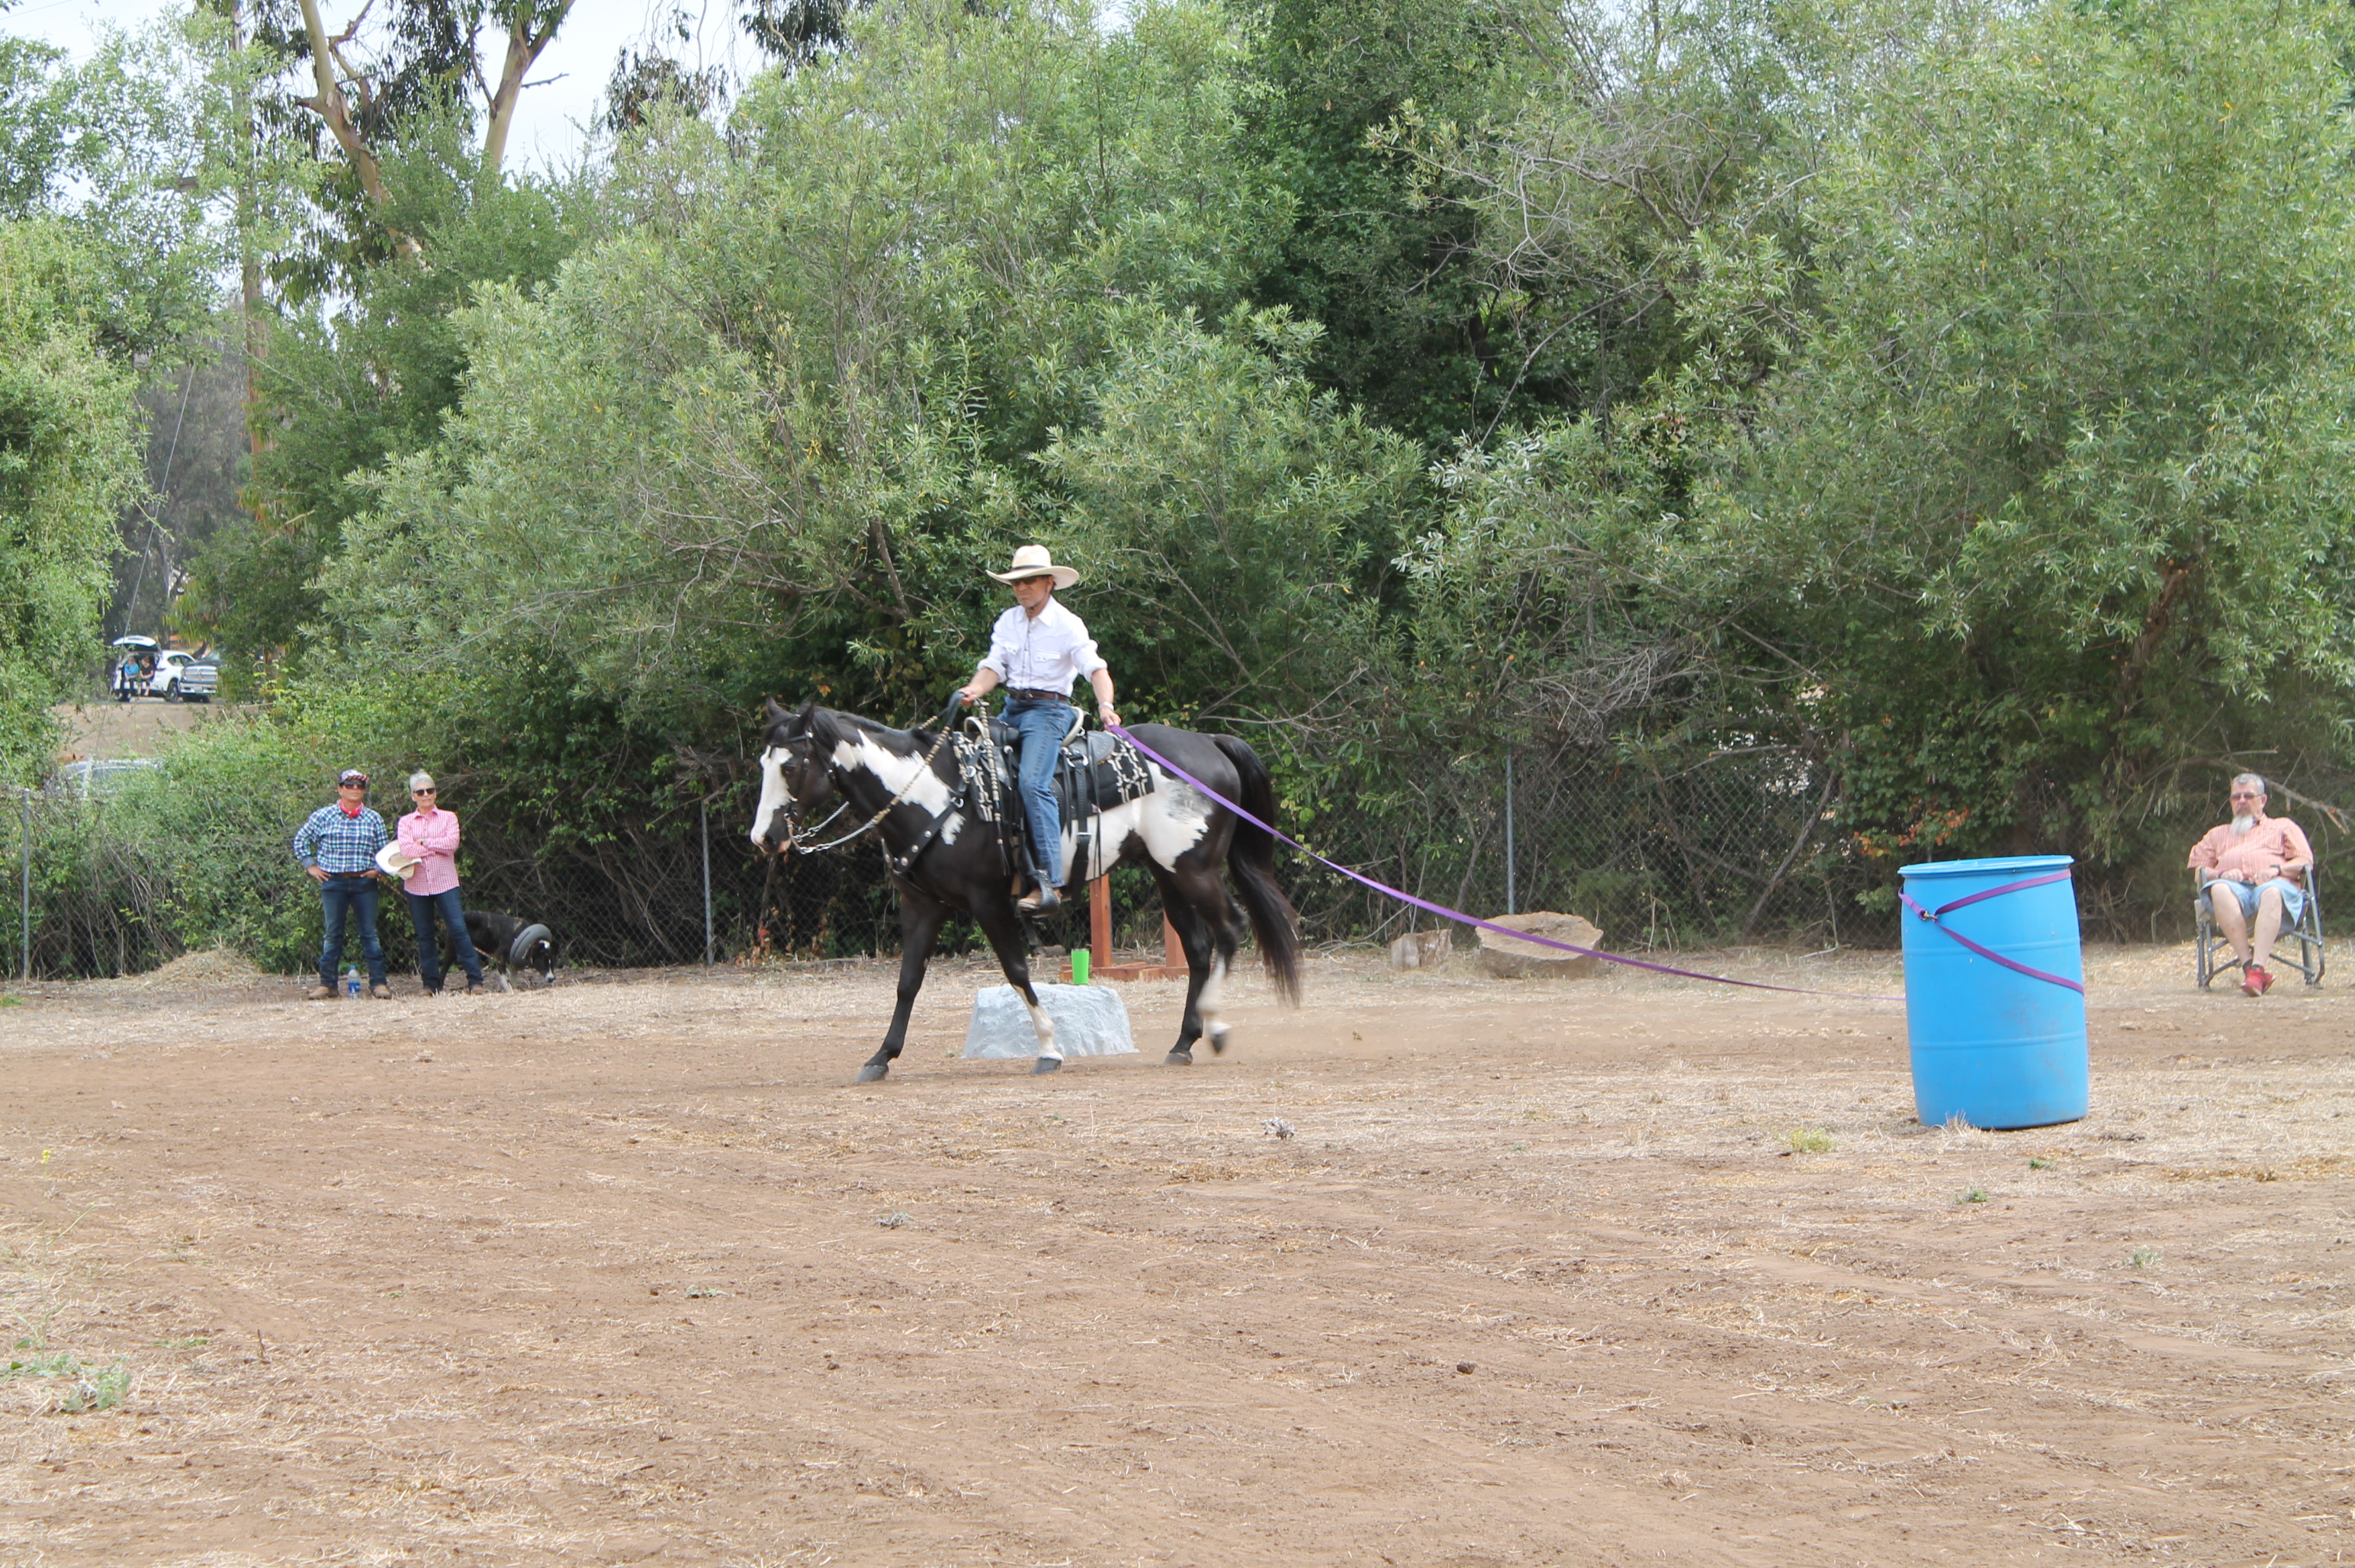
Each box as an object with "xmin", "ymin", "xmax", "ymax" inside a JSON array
[{"xmin": 442, "ymin": 909, "xmax": 558, "ymax": 991}]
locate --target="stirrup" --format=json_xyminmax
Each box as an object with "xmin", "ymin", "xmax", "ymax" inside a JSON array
[{"xmin": 1019, "ymin": 883, "xmax": 1062, "ymax": 914}]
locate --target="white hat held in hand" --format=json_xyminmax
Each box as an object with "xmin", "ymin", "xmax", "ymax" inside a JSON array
[
  {"xmin": 376, "ymin": 842, "xmax": 422, "ymax": 882},
  {"xmin": 985, "ymin": 545, "xmax": 1079, "ymax": 590}
]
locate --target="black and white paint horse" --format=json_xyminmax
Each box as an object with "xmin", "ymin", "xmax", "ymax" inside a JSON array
[{"xmin": 750, "ymin": 699, "xmax": 1301, "ymax": 1081}]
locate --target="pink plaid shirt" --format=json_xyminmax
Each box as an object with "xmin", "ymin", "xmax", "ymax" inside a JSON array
[
  {"xmin": 396, "ymin": 807, "xmax": 464, "ymax": 896},
  {"xmin": 2187, "ymin": 812, "xmax": 2312, "ymax": 889}
]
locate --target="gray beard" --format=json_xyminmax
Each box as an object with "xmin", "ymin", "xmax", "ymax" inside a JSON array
[{"xmin": 2231, "ymin": 815, "xmax": 2256, "ymax": 835}]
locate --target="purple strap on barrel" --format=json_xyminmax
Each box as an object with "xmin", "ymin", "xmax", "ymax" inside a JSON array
[
  {"xmin": 1109, "ymin": 724, "xmax": 1900, "ymax": 1003},
  {"xmin": 1899, "ymin": 871, "xmax": 2085, "ymax": 994},
  {"xmin": 1922, "ymin": 868, "xmax": 2074, "ymax": 917}
]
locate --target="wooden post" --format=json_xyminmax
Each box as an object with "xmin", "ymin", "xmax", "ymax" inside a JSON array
[{"xmin": 1091, "ymin": 873, "xmax": 1112, "ymax": 978}]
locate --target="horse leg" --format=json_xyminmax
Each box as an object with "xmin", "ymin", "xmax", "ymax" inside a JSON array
[
  {"xmin": 972, "ymin": 897, "xmax": 1062, "ymax": 1073},
  {"xmin": 1197, "ymin": 884, "xmax": 1245, "ymax": 1056},
  {"xmin": 1155, "ymin": 866, "xmax": 1236, "ymax": 1065},
  {"xmin": 860, "ymin": 888, "xmax": 948, "ymax": 1084}
]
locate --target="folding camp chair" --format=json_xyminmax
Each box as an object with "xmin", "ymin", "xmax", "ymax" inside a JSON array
[{"xmin": 2195, "ymin": 866, "xmax": 2325, "ymax": 988}]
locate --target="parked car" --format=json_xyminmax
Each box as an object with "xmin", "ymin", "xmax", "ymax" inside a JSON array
[{"xmin": 108, "ymin": 637, "xmax": 218, "ymax": 702}]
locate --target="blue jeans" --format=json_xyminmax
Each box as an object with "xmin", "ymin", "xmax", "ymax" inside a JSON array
[
  {"xmin": 317, "ymin": 875, "xmax": 386, "ymax": 988},
  {"xmin": 406, "ymin": 886, "xmax": 484, "ymax": 991},
  {"xmin": 1004, "ymin": 698, "xmax": 1072, "ymax": 885}
]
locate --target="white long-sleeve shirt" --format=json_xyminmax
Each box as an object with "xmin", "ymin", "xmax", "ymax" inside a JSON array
[{"xmin": 980, "ymin": 598, "xmax": 1106, "ymax": 696}]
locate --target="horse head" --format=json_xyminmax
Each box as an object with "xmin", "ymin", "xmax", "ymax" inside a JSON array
[{"xmin": 750, "ymin": 698, "xmax": 837, "ymax": 850}]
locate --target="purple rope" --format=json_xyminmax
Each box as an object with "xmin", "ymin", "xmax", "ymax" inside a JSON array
[
  {"xmin": 1108, "ymin": 724, "xmax": 1902, "ymax": 1003},
  {"xmin": 1899, "ymin": 872, "xmax": 2086, "ymax": 994}
]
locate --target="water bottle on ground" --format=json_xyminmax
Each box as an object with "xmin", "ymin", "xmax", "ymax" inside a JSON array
[{"xmin": 345, "ymin": 966, "xmax": 361, "ymax": 998}]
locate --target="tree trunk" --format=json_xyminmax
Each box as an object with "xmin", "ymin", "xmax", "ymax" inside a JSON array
[
  {"xmin": 232, "ymin": 1, "xmax": 267, "ymax": 467},
  {"xmin": 480, "ymin": 1, "xmax": 578, "ymax": 180},
  {"xmin": 292, "ymin": 0, "xmax": 419, "ymax": 256}
]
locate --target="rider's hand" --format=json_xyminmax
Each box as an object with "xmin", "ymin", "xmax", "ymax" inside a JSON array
[
  {"xmin": 1098, "ymin": 703, "xmax": 1120, "ymax": 728},
  {"xmin": 956, "ymin": 682, "xmax": 986, "ymax": 705}
]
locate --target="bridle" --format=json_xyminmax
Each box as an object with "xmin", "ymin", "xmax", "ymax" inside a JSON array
[{"xmin": 766, "ymin": 692, "xmax": 966, "ymax": 858}]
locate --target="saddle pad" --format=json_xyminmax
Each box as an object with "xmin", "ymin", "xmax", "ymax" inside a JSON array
[{"xmin": 962, "ymin": 984, "xmax": 1137, "ymax": 1059}]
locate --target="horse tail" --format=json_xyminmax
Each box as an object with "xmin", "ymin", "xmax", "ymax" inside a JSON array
[{"xmin": 1213, "ymin": 734, "xmax": 1303, "ymax": 1005}]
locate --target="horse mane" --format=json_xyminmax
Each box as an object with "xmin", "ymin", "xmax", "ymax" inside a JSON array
[{"xmin": 786, "ymin": 702, "xmax": 930, "ymax": 759}]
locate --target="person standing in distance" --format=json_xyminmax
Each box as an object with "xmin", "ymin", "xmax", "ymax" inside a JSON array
[
  {"xmin": 294, "ymin": 768, "xmax": 392, "ymax": 999},
  {"xmin": 956, "ymin": 545, "xmax": 1120, "ymax": 914},
  {"xmin": 396, "ymin": 771, "xmax": 487, "ymax": 996}
]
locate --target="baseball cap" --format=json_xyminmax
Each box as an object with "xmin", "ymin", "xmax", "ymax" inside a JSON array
[{"xmin": 337, "ymin": 768, "xmax": 368, "ymax": 786}]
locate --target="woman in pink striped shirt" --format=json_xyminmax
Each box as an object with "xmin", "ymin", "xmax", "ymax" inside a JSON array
[{"xmin": 397, "ymin": 771, "xmax": 486, "ymax": 995}]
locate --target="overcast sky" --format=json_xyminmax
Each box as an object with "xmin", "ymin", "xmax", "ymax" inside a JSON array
[{"xmin": 5, "ymin": 0, "xmax": 764, "ymax": 173}]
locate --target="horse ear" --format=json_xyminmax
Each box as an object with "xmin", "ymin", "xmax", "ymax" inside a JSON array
[{"xmin": 764, "ymin": 696, "xmax": 791, "ymax": 725}]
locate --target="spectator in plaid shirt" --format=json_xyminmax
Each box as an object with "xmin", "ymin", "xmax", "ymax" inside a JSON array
[{"xmin": 294, "ymin": 768, "xmax": 392, "ymax": 999}]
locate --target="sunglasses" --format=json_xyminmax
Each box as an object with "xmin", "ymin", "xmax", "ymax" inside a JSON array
[{"xmin": 413, "ymin": 788, "xmax": 437, "ymax": 795}]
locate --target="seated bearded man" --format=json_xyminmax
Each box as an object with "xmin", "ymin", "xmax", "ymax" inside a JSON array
[{"xmin": 2187, "ymin": 772, "xmax": 2315, "ymax": 997}]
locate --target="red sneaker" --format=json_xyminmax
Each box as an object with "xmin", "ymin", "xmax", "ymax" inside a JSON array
[{"xmin": 2241, "ymin": 965, "xmax": 2274, "ymax": 997}]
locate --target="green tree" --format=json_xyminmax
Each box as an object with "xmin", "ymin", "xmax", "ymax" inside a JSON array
[
  {"xmin": 1432, "ymin": 0, "xmax": 2355, "ymax": 898},
  {"xmin": 1043, "ymin": 306, "xmax": 1421, "ymax": 731},
  {"xmin": 1238, "ymin": 0, "xmax": 1553, "ymax": 448},
  {"xmin": 1734, "ymin": 0, "xmax": 2355, "ymax": 863},
  {"xmin": 0, "ymin": 223, "xmax": 145, "ymax": 779},
  {"xmin": 318, "ymin": 0, "xmax": 1295, "ymax": 732}
]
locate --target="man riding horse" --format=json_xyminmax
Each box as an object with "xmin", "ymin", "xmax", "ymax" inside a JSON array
[
  {"xmin": 750, "ymin": 537, "xmax": 1300, "ymax": 1075},
  {"xmin": 956, "ymin": 545, "xmax": 1118, "ymax": 915}
]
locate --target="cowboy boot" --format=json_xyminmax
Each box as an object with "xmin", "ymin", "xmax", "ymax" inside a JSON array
[{"xmin": 1018, "ymin": 859, "xmax": 1062, "ymax": 914}]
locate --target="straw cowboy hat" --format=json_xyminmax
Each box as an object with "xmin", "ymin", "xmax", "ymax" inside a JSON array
[
  {"xmin": 375, "ymin": 842, "xmax": 422, "ymax": 882},
  {"xmin": 985, "ymin": 545, "xmax": 1080, "ymax": 590}
]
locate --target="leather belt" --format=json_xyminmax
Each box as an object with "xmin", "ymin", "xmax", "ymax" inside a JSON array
[{"xmin": 1006, "ymin": 689, "xmax": 1069, "ymax": 703}]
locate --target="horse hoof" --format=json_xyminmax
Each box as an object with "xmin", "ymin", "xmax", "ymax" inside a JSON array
[
  {"xmin": 854, "ymin": 1063, "xmax": 891, "ymax": 1084},
  {"xmin": 1164, "ymin": 1049, "xmax": 1193, "ymax": 1066},
  {"xmin": 1032, "ymin": 1056, "xmax": 1063, "ymax": 1075},
  {"xmin": 1207, "ymin": 1030, "xmax": 1230, "ymax": 1057}
]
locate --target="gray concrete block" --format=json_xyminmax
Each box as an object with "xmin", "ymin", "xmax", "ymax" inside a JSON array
[{"xmin": 962, "ymin": 983, "xmax": 1137, "ymax": 1059}]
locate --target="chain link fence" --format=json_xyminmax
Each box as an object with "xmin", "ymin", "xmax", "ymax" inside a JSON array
[{"xmin": 7, "ymin": 748, "xmax": 2350, "ymax": 982}]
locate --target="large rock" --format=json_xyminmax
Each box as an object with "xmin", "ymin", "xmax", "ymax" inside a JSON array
[
  {"xmin": 962, "ymin": 982, "xmax": 1137, "ymax": 1059},
  {"xmin": 1476, "ymin": 911, "xmax": 1604, "ymax": 980}
]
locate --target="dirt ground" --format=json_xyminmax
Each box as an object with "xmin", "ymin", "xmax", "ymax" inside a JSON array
[
  {"xmin": 1, "ymin": 942, "xmax": 2350, "ymax": 1566},
  {"xmin": 50, "ymin": 699, "xmax": 246, "ymax": 763}
]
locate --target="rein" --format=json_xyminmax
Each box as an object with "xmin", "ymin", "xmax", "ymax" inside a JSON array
[{"xmin": 782, "ymin": 694, "xmax": 965, "ymax": 857}]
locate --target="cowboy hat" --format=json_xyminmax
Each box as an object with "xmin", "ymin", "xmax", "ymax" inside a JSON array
[
  {"xmin": 375, "ymin": 842, "xmax": 422, "ymax": 882},
  {"xmin": 985, "ymin": 545, "xmax": 1080, "ymax": 590}
]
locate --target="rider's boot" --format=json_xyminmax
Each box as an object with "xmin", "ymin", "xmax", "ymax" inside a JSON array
[{"xmin": 1018, "ymin": 859, "xmax": 1062, "ymax": 914}]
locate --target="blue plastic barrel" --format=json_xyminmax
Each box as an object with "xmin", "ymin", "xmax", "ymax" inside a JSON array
[{"xmin": 1898, "ymin": 855, "xmax": 2088, "ymax": 1130}]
